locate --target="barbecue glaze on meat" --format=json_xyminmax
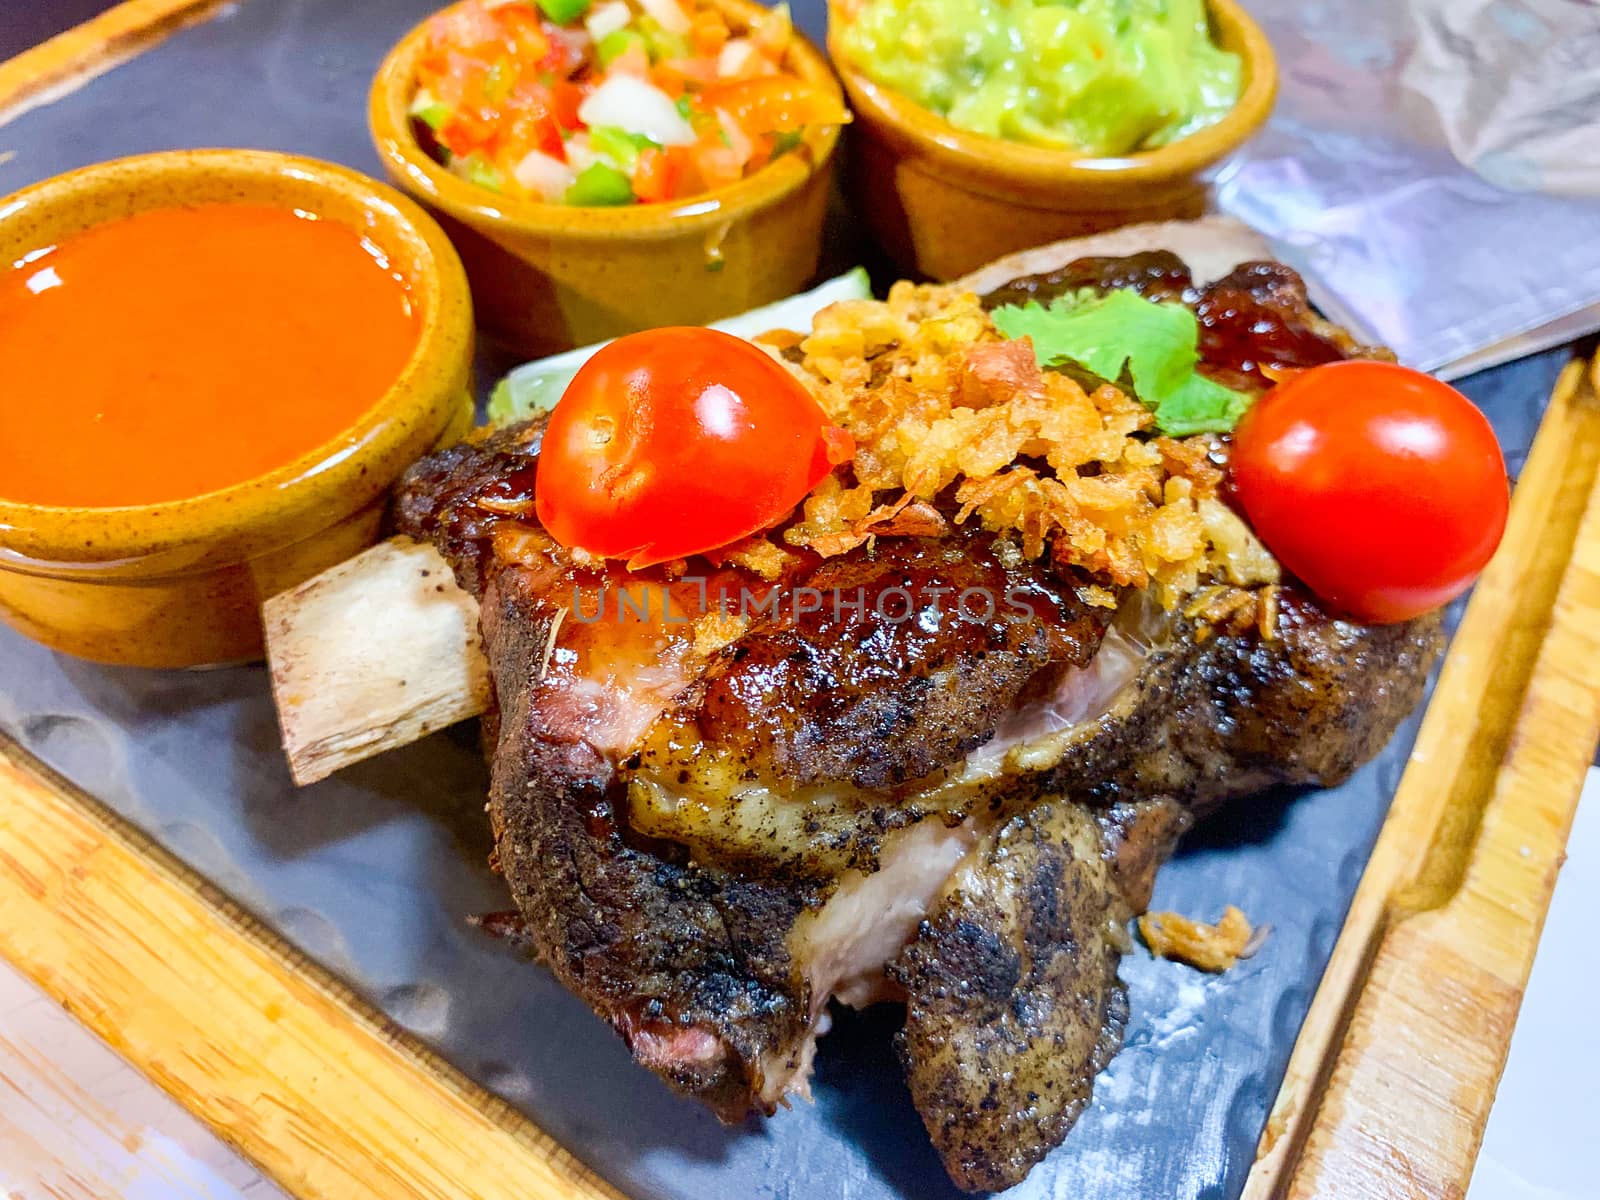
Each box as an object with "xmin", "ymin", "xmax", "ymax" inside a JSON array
[{"xmin": 393, "ymin": 255, "xmax": 1441, "ymax": 1192}]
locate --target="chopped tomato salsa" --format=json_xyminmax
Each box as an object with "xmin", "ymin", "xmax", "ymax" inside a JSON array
[{"xmin": 410, "ymin": 0, "xmax": 845, "ymax": 206}]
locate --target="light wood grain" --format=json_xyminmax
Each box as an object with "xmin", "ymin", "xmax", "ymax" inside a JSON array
[
  {"xmin": 0, "ymin": 745, "xmax": 625, "ymax": 1200},
  {"xmin": 0, "ymin": 0, "xmax": 227, "ymax": 128},
  {"xmin": 1243, "ymin": 353, "xmax": 1600, "ymax": 1199},
  {"xmin": 0, "ymin": 957, "xmax": 289, "ymax": 1200}
]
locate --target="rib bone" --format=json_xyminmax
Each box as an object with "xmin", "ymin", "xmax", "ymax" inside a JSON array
[{"xmin": 264, "ymin": 536, "xmax": 490, "ymax": 785}]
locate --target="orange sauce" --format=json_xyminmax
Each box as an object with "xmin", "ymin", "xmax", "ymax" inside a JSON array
[{"xmin": 0, "ymin": 204, "xmax": 420, "ymax": 508}]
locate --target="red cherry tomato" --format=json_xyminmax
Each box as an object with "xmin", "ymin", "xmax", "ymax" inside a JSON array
[
  {"xmin": 534, "ymin": 327, "xmax": 853, "ymax": 567},
  {"xmin": 1230, "ymin": 360, "xmax": 1508, "ymax": 624}
]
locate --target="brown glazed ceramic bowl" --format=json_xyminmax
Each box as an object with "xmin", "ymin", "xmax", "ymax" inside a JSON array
[
  {"xmin": 0, "ymin": 150, "xmax": 475, "ymax": 668},
  {"xmin": 828, "ymin": 0, "xmax": 1278, "ymax": 279},
  {"xmin": 370, "ymin": 0, "xmax": 845, "ymax": 359}
]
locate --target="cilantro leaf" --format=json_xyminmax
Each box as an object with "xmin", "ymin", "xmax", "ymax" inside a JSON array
[
  {"xmin": 1154, "ymin": 371, "xmax": 1252, "ymax": 436},
  {"xmin": 991, "ymin": 289, "xmax": 1251, "ymax": 436}
]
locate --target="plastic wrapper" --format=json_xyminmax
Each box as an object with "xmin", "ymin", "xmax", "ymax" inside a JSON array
[{"xmin": 1216, "ymin": 0, "xmax": 1600, "ymax": 377}]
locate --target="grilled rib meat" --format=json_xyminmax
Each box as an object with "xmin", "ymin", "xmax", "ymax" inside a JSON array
[
  {"xmin": 392, "ymin": 254, "xmax": 1441, "ymax": 1191},
  {"xmin": 893, "ymin": 798, "xmax": 1188, "ymax": 1193},
  {"xmin": 658, "ymin": 534, "xmax": 1108, "ymax": 794},
  {"xmin": 889, "ymin": 597, "xmax": 1440, "ymax": 1190}
]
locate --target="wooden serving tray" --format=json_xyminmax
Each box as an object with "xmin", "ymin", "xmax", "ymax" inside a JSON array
[{"xmin": 2, "ymin": 6, "xmax": 1598, "ymax": 1199}]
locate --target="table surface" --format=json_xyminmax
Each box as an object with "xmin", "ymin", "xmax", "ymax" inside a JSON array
[
  {"xmin": 0, "ymin": 6, "xmax": 1596, "ymax": 1200},
  {"xmin": 0, "ymin": 1, "xmax": 122, "ymax": 59}
]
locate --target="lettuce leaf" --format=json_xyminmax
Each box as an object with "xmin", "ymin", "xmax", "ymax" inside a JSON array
[{"xmin": 991, "ymin": 289, "xmax": 1251, "ymax": 436}]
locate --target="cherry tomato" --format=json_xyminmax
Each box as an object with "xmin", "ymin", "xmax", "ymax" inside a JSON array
[
  {"xmin": 1230, "ymin": 360, "xmax": 1508, "ymax": 624},
  {"xmin": 535, "ymin": 328, "xmax": 854, "ymax": 567}
]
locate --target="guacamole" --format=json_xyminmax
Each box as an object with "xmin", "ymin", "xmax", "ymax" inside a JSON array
[{"xmin": 838, "ymin": 0, "xmax": 1243, "ymax": 156}]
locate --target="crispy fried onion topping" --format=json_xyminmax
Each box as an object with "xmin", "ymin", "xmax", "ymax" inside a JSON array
[
  {"xmin": 778, "ymin": 283, "xmax": 1277, "ymax": 603},
  {"xmin": 1138, "ymin": 905, "xmax": 1264, "ymax": 972}
]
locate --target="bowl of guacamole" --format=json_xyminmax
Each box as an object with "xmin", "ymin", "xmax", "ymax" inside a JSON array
[
  {"xmin": 838, "ymin": 0, "xmax": 1244, "ymax": 157},
  {"xmin": 827, "ymin": 0, "xmax": 1277, "ymax": 278}
]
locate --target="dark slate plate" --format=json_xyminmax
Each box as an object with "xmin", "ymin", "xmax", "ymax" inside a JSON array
[{"xmin": 0, "ymin": 3, "xmax": 1579, "ymax": 1197}]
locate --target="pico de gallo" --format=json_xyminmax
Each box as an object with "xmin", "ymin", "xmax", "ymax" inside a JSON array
[{"xmin": 409, "ymin": 0, "xmax": 847, "ymax": 206}]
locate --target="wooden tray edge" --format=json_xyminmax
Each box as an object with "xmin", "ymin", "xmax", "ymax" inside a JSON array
[
  {"xmin": 0, "ymin": 741, "xmax": 626, "ymax": 1200},
  {"xmin": 1243, "ymin": 352, "xmax": 1600, "ymax": 1199}
]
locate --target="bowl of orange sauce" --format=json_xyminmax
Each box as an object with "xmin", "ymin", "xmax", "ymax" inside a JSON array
[{"xmin": 0, "ymin": 149, "xmax": 474, "ymax": 667}]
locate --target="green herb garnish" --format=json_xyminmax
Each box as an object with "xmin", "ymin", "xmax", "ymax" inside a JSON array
[
  {"xmin": 635, "ymin": 15, "xmax": 688, "ymax": 62},
  {"xmin": 462, "ymin": 153, "xmax": 505, "ymax": 193},
  {"xmin": 991, "ymin": 289, "xmax": 1251, "ymax": 436},
  {"xmin": 483, "ymin": 56, "xmax": 518, "ymax": 104},
  {"xmin": 408, "ymin": 87, "xmax": 450, "ymax": 132}
]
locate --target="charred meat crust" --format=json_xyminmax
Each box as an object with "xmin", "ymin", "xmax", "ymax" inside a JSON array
[
  {"xmin": 398, "ymin": 426, "xmax": 832, "ymax": 1116},
  {"xmin": 1031, "ymin": 588, "xmax": 1444, "ymax": 815},
  {"xmin": 978, "ymin": 249, "xmax": 1196, "ymax": 310},
  {"xmin": 393, "ymin": 422, "xmax": 545, "ymax": 596},
  {"xmin": 891, "ymin": 800, "xmax": 1178, "ymax": 1193},
  {"xmin": 1096, "ymin": 798, "xmax": 1192, "ymax": 912},
  {"xmin": 891, "ymin": 798, "xmax": 1188, "ymax": 1193},
  {"xmin": 480, "ymin": 567, "xmax": 813, "ymax": 1119}
]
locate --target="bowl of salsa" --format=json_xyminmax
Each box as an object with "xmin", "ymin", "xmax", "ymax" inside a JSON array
[
  {"xmin": 0, "ymin": 149, "xmax": 474, "ymax": 667},
  {"xmin": 827, "ymin": 0, "xmax": 1277, "ymax": 279},
  {"xmin": 370, "ymin": 0, "xmax": 847, "ymax": 357}
]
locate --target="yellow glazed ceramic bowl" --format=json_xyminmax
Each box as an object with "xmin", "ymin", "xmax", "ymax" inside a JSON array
[
  {"xmin": 370, "ymin": 0, "xmax": 843, "ymax": 358},
  {"xmin": 828, "ymin": 0, "xmax": 1278, "ymax": 280},
  {"xmin": 0, "ymin": 150, "xmax": 475, "ymax": 668}
]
